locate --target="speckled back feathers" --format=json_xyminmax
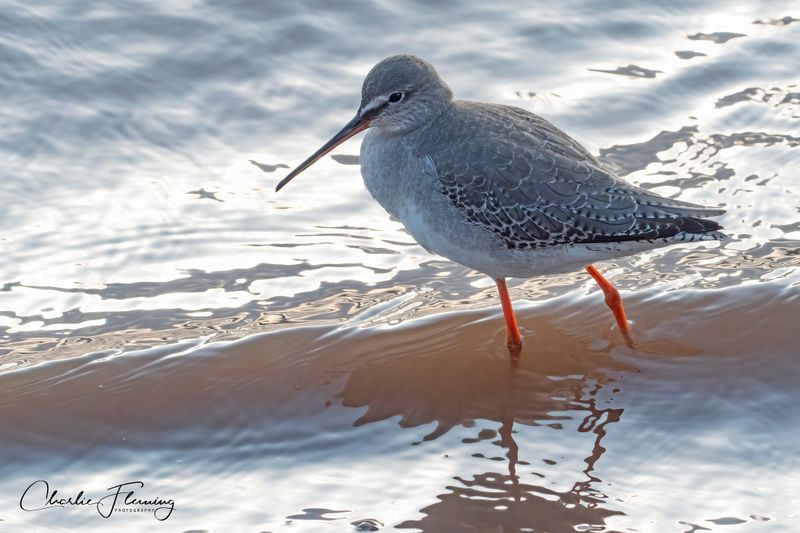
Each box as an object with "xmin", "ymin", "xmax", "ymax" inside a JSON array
[{"xmin": 413, "ymin": 101, "xmax": 724, "ymax": 249}]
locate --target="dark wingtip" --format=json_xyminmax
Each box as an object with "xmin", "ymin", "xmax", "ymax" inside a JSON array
[{"xmin": 680, "ymin": 216, "xmax": 724, "ymax": 233}]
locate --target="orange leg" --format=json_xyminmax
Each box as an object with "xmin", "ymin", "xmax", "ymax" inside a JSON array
[
  {"xmin": 496, "ymin": 278, "xmax": 523, "ymax": 354},
  {"xmin": 585, "ymin": 265, "xmax": 633, "ymax": 346}
]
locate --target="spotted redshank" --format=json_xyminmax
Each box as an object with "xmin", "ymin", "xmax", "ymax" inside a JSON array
[{"xmin": 276, "ymin": 55, "xmax": 724, "ymax": 354}]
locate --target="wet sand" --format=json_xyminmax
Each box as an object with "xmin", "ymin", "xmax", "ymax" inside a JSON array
[{"xmin": 2, "ymin": 282, "xmax": 798, "ymax": 530}]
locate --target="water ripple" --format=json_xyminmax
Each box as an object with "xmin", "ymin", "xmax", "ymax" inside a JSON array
[{"xmin": 2, "ymin": 0, "xmax": 800, "ymax": 531}]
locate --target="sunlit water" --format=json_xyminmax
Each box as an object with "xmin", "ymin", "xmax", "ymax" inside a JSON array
[{"xmin": 1, "ymin": 0, "xmax": 799, "ymax": 531}]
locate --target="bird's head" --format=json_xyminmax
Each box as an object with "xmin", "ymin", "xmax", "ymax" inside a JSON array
[
  {"xmin": 358, "ymin": 54, "xmax": 453, "ymax": 134},
  {"xmin": 276, "ymin": 55, "xmax": 452, "ymax": 192}
]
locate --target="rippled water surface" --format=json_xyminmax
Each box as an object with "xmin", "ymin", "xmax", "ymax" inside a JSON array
[{"xmin": 2, "ymin": 0, "xmax": 799, "ymax": 531}]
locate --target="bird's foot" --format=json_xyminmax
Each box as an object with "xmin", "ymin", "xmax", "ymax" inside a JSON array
[
  {"xmin": 496, "ymin": 277, "xmax": 524, "ymax": 357},
  {"xmin": 585, "ymin": 264, "xmax": 633, "ymax": 347},
  {"xmin": 506, "ymin": 337, "xmax": 523, "ymax": 357}
]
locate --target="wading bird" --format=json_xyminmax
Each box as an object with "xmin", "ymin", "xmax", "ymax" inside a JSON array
[{"xmin": 277, "ymin": 55, "xmax": 724, "ymax": 354}]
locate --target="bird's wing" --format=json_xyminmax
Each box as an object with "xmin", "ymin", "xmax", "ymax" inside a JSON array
[{"xmin": 418, "ymin": 103, "xmax": 724, "ymax": 249}]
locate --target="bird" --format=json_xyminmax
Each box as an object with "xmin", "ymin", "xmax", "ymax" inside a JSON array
[{"xmin": 276, "ymin": 54, "xmax": 724, "ymax": 354}]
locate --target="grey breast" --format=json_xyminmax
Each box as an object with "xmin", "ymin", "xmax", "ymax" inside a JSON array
[{"xmin": 413, "ymin": 101, "xmax": 725, "ymax": 250}]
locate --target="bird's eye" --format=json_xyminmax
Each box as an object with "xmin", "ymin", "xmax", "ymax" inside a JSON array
[{"xmin": 388, "ymin": 92, "xmax": 404, "ymax": 103}]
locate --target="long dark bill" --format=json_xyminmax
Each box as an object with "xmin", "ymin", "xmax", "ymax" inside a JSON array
[{"xmin": 275, "ymin": 115, "xmax": 372, "ymax": 192}]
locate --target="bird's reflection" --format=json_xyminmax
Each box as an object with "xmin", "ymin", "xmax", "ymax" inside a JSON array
[
  {"xmin": 571, "ymin": 389, "xmax": 624, "ymax": 504},
  {"xmin": 335, "ymin": 313, "xmax": 633, "ymax": 531}
]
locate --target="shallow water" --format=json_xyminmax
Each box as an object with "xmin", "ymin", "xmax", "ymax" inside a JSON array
[{"xmin": 1, "ymin": 0, "xmax": 800, "ymax": 531}]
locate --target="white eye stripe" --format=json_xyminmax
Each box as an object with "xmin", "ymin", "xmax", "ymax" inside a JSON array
[{"xmin": 360, "ymin": 95, "xmax": 389, "ymax": 114}]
